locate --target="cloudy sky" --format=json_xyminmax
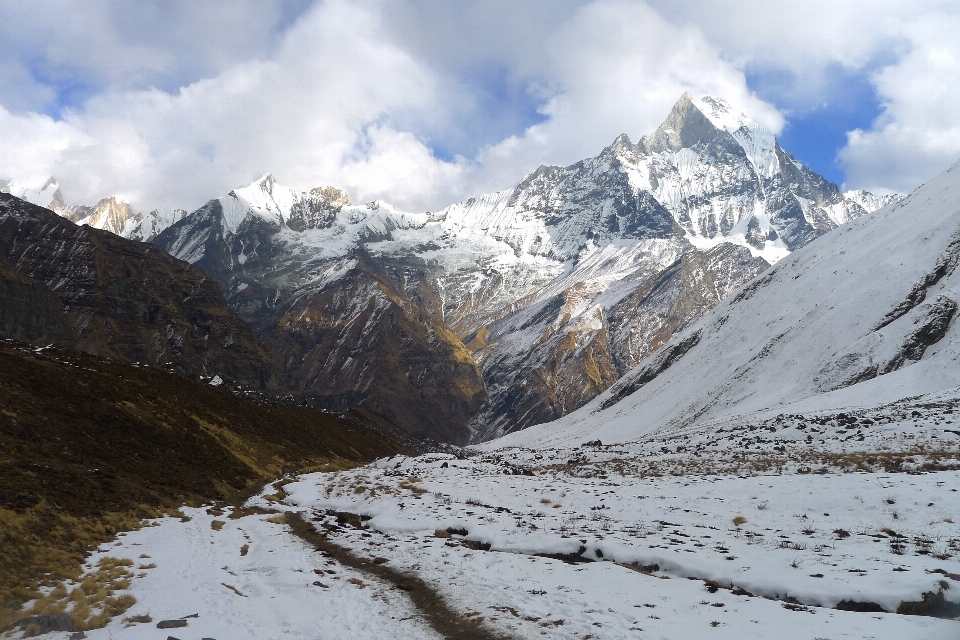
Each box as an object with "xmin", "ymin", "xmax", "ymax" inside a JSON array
[{"xmin": 1, "ymin": 0, "xmax": 959, "ymax": 212}]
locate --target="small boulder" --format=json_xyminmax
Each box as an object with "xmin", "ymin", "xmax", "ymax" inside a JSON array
[
  {"xmin": 157, "ymin": 619, "xmax": 189, "ymax": 629},
  {"xmin": 16, "ymin": 614, "xmax": 75, "ymax": 633}
]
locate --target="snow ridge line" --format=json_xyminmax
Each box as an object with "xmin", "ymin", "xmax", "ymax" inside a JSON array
[{"xmin": 284, "ymin": 511, "xmax": 518, "ymax": 640}]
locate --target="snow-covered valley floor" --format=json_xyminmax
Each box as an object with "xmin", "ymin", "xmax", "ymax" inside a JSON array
[{"xmin": 9, "ymin": 398, "xmax": 960, "ymax": 640}]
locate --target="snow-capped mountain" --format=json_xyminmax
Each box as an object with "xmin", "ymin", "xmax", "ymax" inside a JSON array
[
  {"xmin": 489, "ymin": 157, "xmax": 960, "ymax": 449},
  {"xmin": 0, "ymin": 175, "xmax": 64, "ymax": 210},
  {"xmin": 427, "ymin": 93, "xmax": 882, "ymax": 269},
  {"xmin": 844, "ymin": 189, "xmax": 903, "ymax": 216},
  {"xmin": 0, "ymin": 177, "xmax": 186, "ymax": 241},
  {"xmin": 435, "ymin": 93, "xmax": 893, "ymax": 440},
  {"xmin": 153, "ymin": 177, "xmax": 488, "ymax": 444},
  {"xmin": 141, "ymin": 93, "xmax": 901, "ymax": 442}
]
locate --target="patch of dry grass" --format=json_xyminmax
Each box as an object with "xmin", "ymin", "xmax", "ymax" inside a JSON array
[
  {"xmin": 123, "ymin": 612, "xmax": 152, "ymax": 626},
  {"xmin": 399, "ymin": 477, "xmax": 428, "ymax": 496},
  {"xmin": 5, "ymin": 556, "xmax": 138, "ymax": 633},
  {"xmin": 0, "ymin": 503, "xmax": 142, "ymax": 630}
]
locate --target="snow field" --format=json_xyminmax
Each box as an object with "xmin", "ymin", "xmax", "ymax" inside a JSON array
[
  {"xmin": 48, "ymin": 508, "xmax": 440, "ymax": 640},
  {"xmin": 276, "ymin": 452, "xmax": 960, "ymax": 639}
]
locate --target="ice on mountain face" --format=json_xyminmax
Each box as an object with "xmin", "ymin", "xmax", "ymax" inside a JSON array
[
  {"xmin": 692, "ymin": 95, "xmax": 779, "ymax": 179},
  {"xmin": 622, "ymin": 93, "xmax": 855, "ymax": 257}
]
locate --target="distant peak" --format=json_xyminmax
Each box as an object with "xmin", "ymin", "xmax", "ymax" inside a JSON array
[
  {"xmin": 2, "ymin": 175, "xmax": 65, "ymax": 208},
  {"xmin": 691, "ymin": 95, "xmax": 763, "ymax": 134},
  {"xmin": 40, "ymin": 175, "xmax": 60, "ymax": 190},
  {"xmin": 256, "ymin": 173, "xmax": 277, "ymax": 191},
  {"xmin": 233, "ymin": 174, "xmax": 282, "ymax": 199}
]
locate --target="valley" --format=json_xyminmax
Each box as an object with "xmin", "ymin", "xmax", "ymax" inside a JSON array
[
  {"xmin": 2, "ymin": 93, "xmax": 958, "ymax": 640},
  {"xmin": 25, "ymin": 401, "xmax": 959, "ymax": 639}
]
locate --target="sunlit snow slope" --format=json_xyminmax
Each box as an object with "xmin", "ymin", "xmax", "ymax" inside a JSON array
[{"xmin": 489, "ymin": 158, "xmax": 960, "ymax": 448}]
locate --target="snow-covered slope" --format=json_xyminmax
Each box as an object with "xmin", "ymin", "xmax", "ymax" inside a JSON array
[{"xmin": 488, "ymin": 158, "xmax": 960, "ymax": 448}]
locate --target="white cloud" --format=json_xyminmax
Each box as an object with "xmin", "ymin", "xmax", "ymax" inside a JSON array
[
  {"xmin": 839, "ymin": 11, "xmax": 960, "ymax": 193},
  {"xmin": 2, "ymin": 0, "xmax": 444, "ymax": 209},
  {"xmin": 0, "ymin": 0, "xmax": 300, "ymax": 107},
  {"xmin": 0, "ymin": 0, "xmax": 782, "ymax": 212},
  {"xmin": 3, "ymin": 0, "xmax": 959, "ymax": 212}
]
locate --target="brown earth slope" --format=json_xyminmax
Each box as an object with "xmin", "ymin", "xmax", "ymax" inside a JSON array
[{"xmin": 261, "ymin": 254, "xmax": 487, "ymax": 445}]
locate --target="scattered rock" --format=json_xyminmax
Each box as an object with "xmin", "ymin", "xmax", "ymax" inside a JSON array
[
  {"xmin": 15, "ymin": 614, "xmax": 75, "ymax": 633},
  {"xmin": 836, "ymin": 600, "xmax": 886, "ymax": 612},
  {"xmin": 157, "ymin": 619, "xmax": 189, "ymax": 629}
]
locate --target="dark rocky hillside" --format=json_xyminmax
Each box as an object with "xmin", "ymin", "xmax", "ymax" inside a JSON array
[
  {"xmin": 155, "ymin": 206, "xmax": 488, "ymax": 445},
  {"xmin": 0, "ymin": 193, "xmax": 273, "ymax": 386},
  {"xmin": 0, "ymin": 339, "xmax": 417, "ymax": 619}
]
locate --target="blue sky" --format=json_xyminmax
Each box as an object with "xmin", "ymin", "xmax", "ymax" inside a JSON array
[
  {"xmin": 748, "ymin": 67, "xmax": 884, "ymax": 187},
  {"xmin": 2, "ymin": 1, "xmax": 959, "ymax": 211}
]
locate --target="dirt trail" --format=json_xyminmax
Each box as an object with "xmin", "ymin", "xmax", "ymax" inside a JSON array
[{"xmin": 285, "ymin": 511, "xmax": 518, "ymax": 640}]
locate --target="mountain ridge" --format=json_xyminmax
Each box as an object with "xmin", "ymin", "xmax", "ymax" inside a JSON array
[
  {"xmin": 485, "ymin": 157, "xmax": 960, "ymax": 449},
  {"xmin": 0, "ymin": 193, "xmax": 274, "ymax": 386},
  {"xmin": 3, "ymin": 93, "xmax": 907, "ymax": 443}
]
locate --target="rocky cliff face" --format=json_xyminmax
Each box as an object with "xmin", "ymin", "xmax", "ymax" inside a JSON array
[
  {"xmin": 154, "ymin": 183, "xmax": 486, "ymax": 444},
  {"xmin": 606, "ymin": 243, "xmax": 771, "ymax": 371},
  {"xmin": 260, "ymin": 255, "xmax": 486, "ymax": 444},
  {"xmin": 464, "ymin": 242, "xmax": 769, "ymax": 440},
  {"xmin": 90, "ymin": 93, "xmax": 899, "ymax": 442},
  {"xmin": 0, "ymin": 193, "xmax": 273, "ymax": 386}
]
